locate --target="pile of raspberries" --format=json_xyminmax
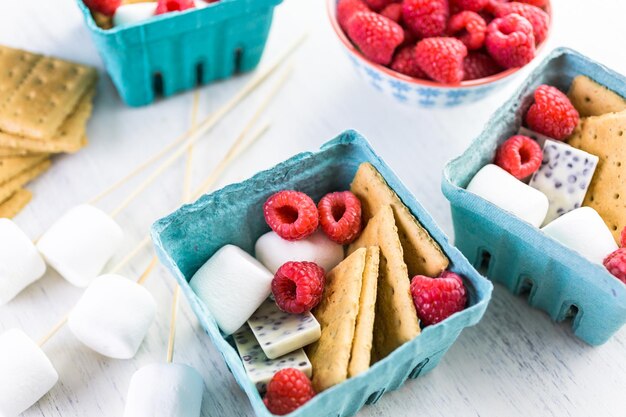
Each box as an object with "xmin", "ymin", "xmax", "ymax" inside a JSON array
[{"xmin": 338, "ymin": 0, "xmax": 550, "ymax": 84}]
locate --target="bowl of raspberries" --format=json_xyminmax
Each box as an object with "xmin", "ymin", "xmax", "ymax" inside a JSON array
[{"xmin": 328, "ymin": 0, "xmax": 551, "ymax": 107}]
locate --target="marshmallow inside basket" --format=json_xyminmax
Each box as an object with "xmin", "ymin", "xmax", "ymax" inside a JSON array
[
  {"xmin": 0, "ymin": 219, "xmax": 46, "ymax": 305},
  {"xmin": 124, "ymin": 363, "xmax": 204, "ymax": 417},
  {"xmin": 466, "ymin": 164, "xmax": 549, "ymax": 227},
  {"xmin": 190, "ymin": 244, "xmax": 273, "ymax": 336},
  {"xmin": 0, "ymin": 329, "xmax": 58, "ymax": 417},
  {"xmin": 68, "ymin": 274, "xmax": 156, "ymax": 359},
  {"xmin": 37, "ymin": 204, "xmax": 124, "ymax": 287}
]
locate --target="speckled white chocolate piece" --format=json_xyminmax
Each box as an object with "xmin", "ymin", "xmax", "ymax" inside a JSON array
[
  {"xmin": 233, "ymin": 325, "xmax": 312, "ymax": 393},
  {"xmin": 247, "ymin": 298, "xmax": 321, "ymax": 360},
  {"xmin": 519, "ymin": 126, "xmax": 554, "ymax": 148},
  {"xmin": 529, "ymin": 140, "xmax": 599, "ymax": 225}
]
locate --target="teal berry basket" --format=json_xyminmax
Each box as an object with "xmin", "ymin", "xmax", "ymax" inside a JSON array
[
  {"xmin": 442, "ymin": 48, "xmax": 626, "ymax": 346},
  {"xmin": 76, "ymin": 0, "xmax": 282, "ymax": 107},
  {"xmin": 152, "ymin": 130, "xmax": 493, "ymax": 417}
]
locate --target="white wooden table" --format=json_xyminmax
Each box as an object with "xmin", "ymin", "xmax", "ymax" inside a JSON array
[{"xmin": 1, "ymin": 1, "xmax": 625, "ymax": 416}]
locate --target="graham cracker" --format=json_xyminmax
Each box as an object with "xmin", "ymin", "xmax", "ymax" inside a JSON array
[
  {"xmin": 0, "ymin": 56, "xmax": 97, "ymax": 140},
  {"xmin": 350, "ymin": 162, "xmax": 449, "ymax": 278},
  {"xmin": 0, "ymin": 147, "xmax": 32, "ymax": 157},
  {"xmin": 348, "ymin": 205, "xmax": 420, "ymax": 361},
  {"xmin": 0, "ymin": 46, "xmax": 41, "ymax": 101},
  {"xmin": 0, "ymin": 87, "xmax": 94, "ymax": 153},
  {"xmin": 0, "ymin": 154, "xmax": 48, "ymax": 184},
  {"xmin": 568, "ymin": 110, "xmax": 626, "ymax": 244},
  {"xmin": 307, "ymin": 248, "xmax": 366, "ymax": 392},
  {"xmin": 348, "ymin": 245, "xmax": 380, "ymax": 378},
  {"xmin": 0, "ymin": 189, "xmax": 32, "ymax": 218},
  {"xmin": 568, "ymin": 75, "xmax": 626, "ymax": 117},
  {"xmin": 0, "ymin": 159, "xmax": 50, "ymax": 203}
]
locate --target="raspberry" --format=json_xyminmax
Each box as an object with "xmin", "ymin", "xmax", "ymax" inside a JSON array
[
  {"xmin": 525, "ymin": 85, "xmax": 580, "ymax": 140},
  {"xmin": 264, "ymin": 191, "xmax": 319, "ymax": 241},
  {"xmin": 391, "ymin": 45, "xmax": 427, "ymax": 78},
  {"xmin": 453, "ymin": 0, "xmax": 488, "ymax": 12},
  {"xmin": 402, "ymin": 0, "xmax": 449, "ymax": 38},
  {"xmin": 448, "ymin": 11, "xmax": 487, "ymax": 50},
  {"xmin": 517, "ymin": 0, "xmax": 548, "ymax": 7},
  {"xmin": 463, "ymin": 52, "xmax": 501, "ymax": 80},
  {"xmin": 380, "ymin": 3, "xmax": 403, "ymax": 22},
  {"xmin": 263, "ymin": 369, "xmax": 316, "ymax": 415},
  {"xmin": 410, "ymin": 271, "xmax": 467, "ymax": 326},
  {"xmin": 415, "ymin": 37, "xmax": 467, "ymax": 84},
  {"xmin": 493, "ymin": 2, "xmax": 550, "ymax": 44},
  {"xmin": 621, "ymin": 226, "xmax": 626, "ymax": 247},
  {"xmin": 346, "ymin": 11, "xmax": 404, "ymax": 65},
  {"xmin": 363, "ymin": 0, "xmax": 395, "ymax": 11},
  {"xmin": 318, "ymin": 191, "xmax": 363, "ymax": 244},
  {"xmin": 84, "ymin": 0, "xmax": 121, "ymax": 16},
  {"xmin": 272, "ymin": 261, "xmax": 325, "ymax": 314},
  {"xmin": 604, "ymin": 248, "xmax": 626, "ymax": 285},
  {"xmin": 337, "ymin": 0, "xmax": 370, "ymax": 30},
  {"xmin": 485, "ymin": 14, "xmax": 535, "ymax": 68},
  {"xmin": 156, "ymin": 0, "xmax": 195, "ymax": 14},
  {"xmin": 495, "ymin": 135, "xmax": 542, "ymax": 179}
]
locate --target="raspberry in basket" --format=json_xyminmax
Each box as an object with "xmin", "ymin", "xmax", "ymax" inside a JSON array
[
  {"xmin": 272, "ymin": 261, "xmax": 325, "ymax": 314},
  {"xmin": 463, "ymin": 52, "xmax": 501, "ymax": 80},
  {"xmin": 604, "ymin": 248, "xmax": 626, "ymax": 285},
  {"xmin": 156, "ymin": 0, "xmax": 195, "ymax": 14},
  {"xmin": 263, "ymin": 368, "xmax": 316, "ymax": 415},
  {"xmin": 485, "ymin": 13, "xmax": 536, "ymax": 68},
  {"xmin": 525, "ymin": 85, "xmax": 580, "ymax": 140},
  {"xmin": 402, "ymin": 0, "xmax": 449, "ymax": 38},
  {"xmin": 337, "ymin": 0, "xmax": 370, "ymax": 30},
  {"xmin": 495, "ymin": 135, "xmax": 542, "ymax": 179},
  {"xmin": 410, "ymin": 271, "xmax": 467, "ymax": 326},
  {"xmin": 448, "ymin": 11, "xmax": 487, "ymax": 50},
  {"xmin": 346, "ymin": 11, "xmax": 404, "ymax": 65},
  {"xmin": 493, "ymin": 2, "xmax": 550, "ymax": 44},
  {"xmin": 264, "ymin": 190, "xmax": 319, "ymax": 241},
  {"xmin": 415, "ymin": 37, "xmax": 467, "ymax": 84},
  {"xmin": 318, "ymin": 191, "xmax": 363, "ymax": 244},
  {"xmin": 84, "ymin": 0, "xmax": 121, "ymax": 16}
]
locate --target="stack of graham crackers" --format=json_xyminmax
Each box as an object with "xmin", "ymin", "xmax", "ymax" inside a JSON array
[{"xmin": 0, "ymin": 45, "xmax": 97, "ymax": 218}]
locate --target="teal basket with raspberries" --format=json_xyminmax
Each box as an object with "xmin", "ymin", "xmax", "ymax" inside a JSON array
[
  {"xmin": 442, "ymin": 48, "xmax": 626, "ymax": 346},
  {"xmin": 151, "ymin": 130, "xmax": 493, "ymax": 417},
  {"xmin": 76, "ymin": 0, "xmax": 282, "ymax": 107}
]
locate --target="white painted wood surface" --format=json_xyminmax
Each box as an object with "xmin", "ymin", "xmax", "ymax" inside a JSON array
[{"xmin": 1, "ymin": 0, "xmax": 625, "ymax": 416}]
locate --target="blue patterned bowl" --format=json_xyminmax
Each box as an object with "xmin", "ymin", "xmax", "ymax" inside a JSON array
[{"xmin": 326, "ymin": 0, "xmax": 551, "ymax": 108}]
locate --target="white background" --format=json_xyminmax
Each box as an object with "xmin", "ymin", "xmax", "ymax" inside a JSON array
[{"xmin": 1, "ymin": 0, "xmax": 625, "ymax": 416}]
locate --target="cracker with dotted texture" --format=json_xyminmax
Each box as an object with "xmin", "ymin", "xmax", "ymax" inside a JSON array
[
  {"xmin": 0, "ymin": 56, "xmax": 97, "ymax": 140},
  {"xmin": 0, "ymin": 189, "xmax": 32, "ymax": 218},
  {"xmin": 0, "ymin": 46, "xmax": 41, "ymax": 102},
  {"xmin": 0, "ymin": 147, "xmax": 32, "ymax": 157},
  {"xmin": 568, "ymin": 75, "xmax": 626, "ymax": 118},
  {"xmin": 0, "ymin": 159, "xmax": 50, "ymax": 203},
  {"xmin": 568, "ymin": 110, "xmax": 626, "ymax": 244},
  {"xmin": 350, "ymin": 162, "xmax": 449, "ymax": 278},
  {"xmin": 0, "ymin": 154, "xmax": 48, "ymax": 184}
]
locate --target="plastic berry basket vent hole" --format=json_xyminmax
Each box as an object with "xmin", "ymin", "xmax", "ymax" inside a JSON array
[
  {"xmin": 442, "ymin": 47, "xmax": 626, "ymax": 346},
  {"xmin": 151, "ymin": 130, "xmax": 493, "ymax": 417},
  {"xmin": 76, "ymin": 0, "xmax": 282, "ymax": 107}
]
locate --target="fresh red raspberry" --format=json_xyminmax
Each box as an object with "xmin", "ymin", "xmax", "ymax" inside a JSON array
[
  {"xmin": 453, "ymin": 0, "xmax": 488, "ymax": 12},
  {"xmin": 517, "ymin": 0, "xmax": 548, "ymax": 8},
  {"xmin": 495, "ymin": 135, "xmax": 542, "ymax": 179},
  {"xmin": 402, "ymin": 0, "xmax": 449, "ymax": 38},
  {"xmin": 317, "ymin": 191, "xmax": 363, "ymax": 244},
  {"xmin": 264, "ymin": 191, "xmax": 319, "ymax": 241},
  {"xmin": 621, "ymin": 226, "xmax": 626, "ymax": 247},
  {"xmin": 485, "ymin": 14, "xmax": 535, "ymax": 68},
  {"xmin": 272, "ymin": 261, "xmax": 325, "ymax": 314},
  {"xmin": 263, "ymin": 369, "xmax": 316, "ymax": 415},
  {"xmin": 493, "ymin": 2, "xmax": 550, "ymax": 44},
  {"xmin": 391, "ymin": 46, "xmax": 427, "ymax": 78},
  {"xmin": 448, "ymin": 11, "xmax": 487, "ymax": 50},
  {"xmin": 337, "ymin": 0, "xmax": 370, "ymax": 30},
  {"xmin": 84, "ymin": 0, "xmax": 121, "ymax": 16},
  {"xmin": 604, "ymin": 248, "xmax": 626, "ymax": 285},
  {"xmin": 346, "ymin": 11, "xmax": 404, "ymax": 65},
  {"xmin": 415, "ymin": 37, "xmax": 467, "ymax": 84},
  {"xmin": 410, "ymin": 271, "xmax": 467, "ymax": 326},
  {"xmin": 156, "ymin": 0, "xmax": 195, "ymax": 14},
  {"xmin": 463, "ymin": 52, "xmax": 501, "ymax": 80},
  {"xmin": 363, "ymin": 0, "xmax": 395, "ymax": 11},
  {"xmin": 380, "ymin": 3, "xmax": 403, "ymax": 22},
  {"xmin": 525, "ymin": 85, "xmax": 580, "ymax": 140}
]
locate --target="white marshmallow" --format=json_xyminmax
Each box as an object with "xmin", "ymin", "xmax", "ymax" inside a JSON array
[
  {"xmin": 467, "ymin": 164, "xmax": 549, "ymax": 227},
  {"xmin": 190, "ymin": 245, "xmax": 273, "ymax": 335},
  {"xmin": 542, "ymin": 207, "xmax": 619, "ymax": 264},
  {"xmin": 37, "ymin": 204, "xmax": 123, "ymax": 287},
  {"xmin": 68, "ymin": 275, "xmax": 156, "ymax": 359},
  {"xmin": 123, "ymin": 363, "xmax": 203, "ymax": 417},
  {"xmin": 113, "ymin": 3, "xmax": 157, "ymax": 27},
  {"xmin": 255, "ymin": 230, "xmax": 344, "ymax": 274},
  {"xmin": 0, "ymin": 329, "xmax": 58, "ymax": 417},
  {"xmin": 194, "ymin": 0, "xmax": 209, "ymax": 8},
  {"xmin": 0, "ymin": 219, "xmax": 46, "ymax": 305}
]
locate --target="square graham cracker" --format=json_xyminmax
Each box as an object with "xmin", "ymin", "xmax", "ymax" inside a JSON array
[
  {"xmin": 568, "ymin": 75, "xmax": 626, "ymax": 118},
  {"xmin": 0, "ymin": 159, "xmax": 50, "ymax": 203},
  {"xmin": 0, "ymin": 154, "xmax": 48, "ymax": 184},
  {"xmin": 0, "ymin": 189, "xmax": 32, "ymax": 218}
]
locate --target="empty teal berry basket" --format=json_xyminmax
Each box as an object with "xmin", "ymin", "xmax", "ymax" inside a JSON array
[
  {"xmin": 151, "ymin": 130, "xmax": 492, "ymax": 417},
  {"xmin": 76, "ymin": 0, "xmax": 282, "ymax": 107},
  {"xmin": 442, "ymin": 48, "xmax": 626, "ymax": 346}
]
